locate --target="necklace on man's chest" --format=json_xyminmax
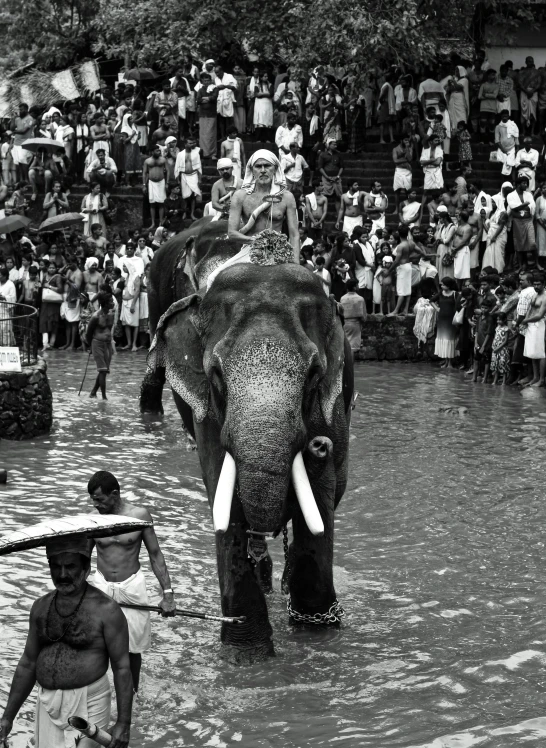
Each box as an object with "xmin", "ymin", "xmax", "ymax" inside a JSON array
[{"xmin": 45, "ymin": 583, "xmax": 88, "ymax": 643}]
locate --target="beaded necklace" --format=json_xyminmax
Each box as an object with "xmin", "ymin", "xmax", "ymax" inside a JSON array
[{"xmin": 45, "ymin": 583, "xmax": 88, "ymax": 643}]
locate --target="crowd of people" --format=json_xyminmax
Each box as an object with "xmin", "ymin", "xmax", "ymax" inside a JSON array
[{"xmin": 2, "ymin": 51, "xmax": 546, "ymax": 387}]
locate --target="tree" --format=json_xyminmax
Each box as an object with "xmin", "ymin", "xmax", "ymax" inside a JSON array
[{"xmin": 0, "ymin": 0, "xmax": 98, "ymax": 70}]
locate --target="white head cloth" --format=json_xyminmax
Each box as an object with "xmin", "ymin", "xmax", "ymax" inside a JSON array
[
  {"xmin": 242, "ymin": 149, "xmax": 286, "ymax": 195},
  {"xmin": 217, "ymin": 157, "xmax": 233, "ymax": 170}
]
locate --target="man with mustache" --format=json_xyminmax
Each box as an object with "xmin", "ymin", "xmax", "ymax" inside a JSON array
[{"xmin": 0, "ymin": 536, "xmax": 133, "ymax": 747}]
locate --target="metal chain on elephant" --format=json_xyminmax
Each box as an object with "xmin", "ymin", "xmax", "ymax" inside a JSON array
[
  {"xmin": 282, "ymin": 525, "xmax": 290, "ymax": 583},
  {"xmin": 287, "ymin": 599, "xmax": 346, "ymax": 625}
]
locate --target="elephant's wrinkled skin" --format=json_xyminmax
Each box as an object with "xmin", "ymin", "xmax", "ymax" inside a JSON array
[{"xmin": 141, "ymin": 219, "xmax": 353, "ymax": 655}]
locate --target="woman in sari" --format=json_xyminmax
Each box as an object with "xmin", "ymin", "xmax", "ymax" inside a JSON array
[
  {"xmin": 435, "ymin": 210, "xmax": 456, "ymax": 282},
  {"xmin": 39, "ymin": 262, "xmax": 64, "ymax": 351},
  {"xmin": 345, "ymin": 83, "xmax": 366, "ymax": 153},
  {"xmin": 399, "ymin": 189, "xmax": 421, "ymax": 228},
  {"xmin": 120, "ymin": 112, "xmax": 142, "ymax": 186},
  {"xmin": 446, "ymin": 67, "xmax": 470, "ymax": 133},
  {"xmin": 247, "ymin": 66, "xmax": 261, "ymax": 134},
  {"xmin": 81, "ymin": 183, "xmax": 108, "ymax": 236},
  {"xmin": 253, "ymin": 72, "xmax": 274, "ymax": 140},
  {"xmin": 320, "ymin": 85, "xmax": 344, "ymax": 145},
  {"xmin": 482, "ymin": 199, "xmax": 508, "ymax": 273}
]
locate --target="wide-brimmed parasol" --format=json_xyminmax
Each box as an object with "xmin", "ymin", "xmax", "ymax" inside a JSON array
[
  {"xmin": 22, "ymin": 138, "xmax": 66, "ymax": 154},
  {"xmin": 39, "ymin": 212, "xmax": 84, "ymax": 233},
  {"xmin": 0, "ymin": 514, "xmax": 152, "ymax": 556},
  {"xmin": 124, "ymin": 68, "xmax": 159, "ymax": 81},
  {"xmin": 0, "ymin": 215, "xmax": 32, "ymax": 233}
]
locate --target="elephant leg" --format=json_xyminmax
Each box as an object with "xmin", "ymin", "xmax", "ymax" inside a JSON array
[
  {"xmin": 216, "ymin": 516, "xmax": 275, "ymax": 657},
  {"xmin": 255, "ymin": 551, "xmax": 273, "ymax": 594},
  {"xmin": 287, "ymin": 436, "xmax": 341, "ymax": 624},
  {"xmin": 140, "ymin": 366, "xmax": 165, "ymax": 414}
]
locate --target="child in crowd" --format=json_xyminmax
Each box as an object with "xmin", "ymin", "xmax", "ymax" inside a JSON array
[
  {"xmin": 490, "ymin": 312, "xmax": 512, "ymax": 385},
  {"xmin": 456, "ymin": 121, "xmax": 472, "ymax": 170},
  {"xmin": 314, "ymin": 255, "xmax": 331, "ymax": 296},
  {"xmin": 374, "ymin": 255, "xmax": 395, "ymax": 314}
]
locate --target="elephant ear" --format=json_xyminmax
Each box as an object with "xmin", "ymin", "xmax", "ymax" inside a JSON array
[
  {"xmin": 318, "ymin": 297, "xmax": 347, "ymax": 425},
  {"xmin": 147, "ymin": 294, "xmax": 209, "ymax": 422}
]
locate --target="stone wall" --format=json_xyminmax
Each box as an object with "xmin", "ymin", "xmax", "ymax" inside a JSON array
[
  {"xmin": 0, "ymin": 358, "xmax": 53, "ymax": 440},
  {"xmin": 357, "ymin": 314, "xmax": 433, "ymax": 362}
]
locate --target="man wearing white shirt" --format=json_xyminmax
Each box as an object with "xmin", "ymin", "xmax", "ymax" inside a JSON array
[
  {"xmin": 214, "ymin": 65, "xmax": 238, "ymax": 140},
  {"xmin": 515, "ymin": 137, "xmax": 539, "ymax": 191},
  {"xmin": 88, "ymin": 149, "xmax": 118, "ymax": 195},
  {"xmin": 281, "ymin": 142, "xmax": 308, "ymax": 194},
  {"xmin": 275, "ymin": 111, "xmax": 303, "ymax": 156}
]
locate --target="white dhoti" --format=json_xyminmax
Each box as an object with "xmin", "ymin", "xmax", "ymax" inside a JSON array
[
  {"xmin": 92, "ymin": 140, "xmax": 110, "ymax": 155},
  {"xmin": 12, "ymin": 144, "xmax": 32, "ymax": 165},
  {"xmin": 393, "ymin": 167, "xmax": 412, "ymax": 192},
  {"xmin": 497, "ymin": 146, "xmax": 516, "ymax": 176},
  {"xmin": 524, "ymin": 320, "xmax": 546, "ymax": 359},
  {"xmin": 231, "ymin": 160, "xmax": 242, "ymax": 181},
  {"xmin": 342, "ymin": 214, "xmax": 363, "ymax": 237},
  {"xmin": 371, "ymin": 214, "xmax": 386, "ymax": 234},
  {"xmin": 92, "ymin": 569, "xmax": 151, "ymax": 653},
  {"xmin": 453, "ymin": 246, "xmax": 470, "ymax": 280},
  {"xmin": 63, "ymin": 300, "xmax": 81, "ymax": 323},
  {"xmin": 180, "ymin": 171, "xmax": 202, "ymax": 199},
  {"xmin": 120, "ymin": 297, "xmax": 140, "ymax": 327},
  {"xmin": 423, "ymin": 166, "xmax": 443, "ymax": 191},
  {"xmin": 520, "ymin": 91, "xmax": 538, "ymax": 127},
  {"xmin": 396, "ymin": 263, "xmax": 412, "ymax": 296},
  {"xmin": 148, "ymin": 179, "xmax": 166, "ymax": 204},
  {"xmin": 35, "ymin": 673, "xmax": 111, "ymax": 748}
]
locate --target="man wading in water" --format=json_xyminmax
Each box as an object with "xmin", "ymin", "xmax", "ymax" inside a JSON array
[
  {"xmin": 0, "ymin": 536, "xmax": 132, "ymax": 748},
  {"xmin": 228, "ymin": 149, "xmax": 300, "ymax": 262},
  {"xmin": 87, "ymin": 471, "xmax": 176, "ymax": 692},
  {"xmin": 85, "ymin": 291, "xmax": 115, "ymax": 400}
]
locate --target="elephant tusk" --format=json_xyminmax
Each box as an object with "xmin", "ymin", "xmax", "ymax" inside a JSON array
[
  {"xmin": 291, "ymin": 452, "xmax": 325, "ymax": 536},
  {"xmin": 213, "ymin": 452, "xmax": 237, "ymax": 533}
]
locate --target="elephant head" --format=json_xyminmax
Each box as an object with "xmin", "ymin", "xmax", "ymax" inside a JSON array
[{"xmin": 148, "ymin": 262, "xmax": 348, "ymax": 535}]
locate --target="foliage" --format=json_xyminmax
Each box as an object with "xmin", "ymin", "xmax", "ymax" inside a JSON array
[
  {"xmin": 0, "ymin": 0, "xmax": 98, "ymax": 71},
  {"xmin": 0, "ymin": 0, "xmax": 538, "ymax": 78}
]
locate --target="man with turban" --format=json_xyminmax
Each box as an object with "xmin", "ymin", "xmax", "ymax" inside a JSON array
[
  {"xmin": 209, "ymin": 157, "xmax": 242, "ymax": 220},
  {"xmin": 228, "ymin": 149, "xmax": 300, "ymax": 262},
  {"xmin": 0, "ymin": 535, "xmax": 133, "ymax": 747}
]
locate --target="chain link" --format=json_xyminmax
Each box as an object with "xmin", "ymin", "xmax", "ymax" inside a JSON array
[{"xmin": 287, "ymin": 598, "xmax": 345, "ymax": 625}]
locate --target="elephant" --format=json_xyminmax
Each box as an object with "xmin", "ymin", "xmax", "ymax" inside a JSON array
[{"xmin": 141, "ymin": 218, "xmax": 354, "ymax": 656}]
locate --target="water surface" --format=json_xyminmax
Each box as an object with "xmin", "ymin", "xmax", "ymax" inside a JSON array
[{"xmin": 2, "ymin": 353, "xmax": 546, "ymax": 747}]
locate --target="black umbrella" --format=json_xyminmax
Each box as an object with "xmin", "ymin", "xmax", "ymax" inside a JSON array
[{"xmin": 124, "ymin": 68, "xmax": 159, "ymax": 81}]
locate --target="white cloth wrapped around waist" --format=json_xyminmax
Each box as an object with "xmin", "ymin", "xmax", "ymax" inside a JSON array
[
  {"xmin": 35, "ymin": 672, "xmax": 111, "ymax": 748},
  {"xmin": 91, "ymin": 569, "xmax": 151, "ymax": 653}
]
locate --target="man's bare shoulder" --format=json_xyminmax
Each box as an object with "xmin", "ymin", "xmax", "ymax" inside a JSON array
[
  {"xmin": 32, "ymin": 591, "xmax": 55, "ymax": 618},
  {"xmin": 231, "ymin": 188, "xmax": 246, "ymax": 204},
  {"xmin": 282, "ymin": 190, "xmax": 297, "ymax": 209},
  {"xmin": 117, "ymin": 503, "xmax": 154, "ymax": 523}
]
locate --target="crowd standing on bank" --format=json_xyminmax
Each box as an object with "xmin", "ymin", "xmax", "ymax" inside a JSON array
[{"xmin": 1, "ymin": 51, "xmax": 546, "ymax": 384}]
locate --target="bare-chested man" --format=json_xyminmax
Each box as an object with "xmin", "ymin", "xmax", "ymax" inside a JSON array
[
  {"xmin": 336, "ymin": 180, "xmax": 365, "ymax": 237},
  {"xmin": 386, "ymin": 225, "xmax": 415, "ymax": 316},
  {"xmin": 142, "ymin": 145, "xmax": 168, "ymax": 230},
  {"xmin": 88, "ymin": 471, "xmax": 176, "ymax": 692},
  {"xmin": 228, "ymin": 149, "xmax": 300, "ymax": 262},
  {"xmin": 438, "ymin": 182, "xmax": 460, "ymax": 217},
  {"xmin": 521, "ymin": 272, "xmax": 546, "ymax": 387},
  {"xmin": 211, "ymin": 157, "xmax": 242, "ymax": 218},
  {"xmin": 0, "ymin": 535, "xmax": 132, "ymax": 748},
  {"xmin": 451, "ymin": 210, "xmax": 473, "ymax": 287},
  {"xmin": 85, "ymin": 291, "xmax": 115, "ymax": 399},
  {"xmin": 90, "ymin": 113, "xmax": 112, "ymax": 155},
  {"xmin": 305, "ymin": 181, "xmax": 328, "ymax": 241}
]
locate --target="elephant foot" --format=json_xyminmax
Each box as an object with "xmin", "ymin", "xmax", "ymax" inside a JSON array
[
  {"xmin": 220, "ymin": 640, "xmax": 276, "ymax": 664},
  {"xmin": 287, "ymin": 597, "xmax": 345, "ymax": 627}
]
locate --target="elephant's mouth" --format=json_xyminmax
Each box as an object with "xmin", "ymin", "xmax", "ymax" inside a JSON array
[{"xmin": 213, "ymin": 452, "xmax": 324, "ymax": 537}]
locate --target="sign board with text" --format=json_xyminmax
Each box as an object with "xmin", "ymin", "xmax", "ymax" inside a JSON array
[{"xmin": 0, "ymin": 347, "xmax": 22, "ymax": 373}]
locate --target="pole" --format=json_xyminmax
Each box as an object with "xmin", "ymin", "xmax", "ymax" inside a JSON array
[
  {"xmin": 78, "ymin": 350, "xmax": 92, "ymax": 396},
  {"xmin": 68, "ymin": 717, "xmax": 111, "ymax": 747},
  {"xmin": 118, "ymin": 602, "xmax": 246, "ymax": 624}
]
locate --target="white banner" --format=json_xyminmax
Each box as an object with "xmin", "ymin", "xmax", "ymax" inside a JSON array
[{"xmin": 0, "ymin": 347, "xmax": 21, "ymax": 373}]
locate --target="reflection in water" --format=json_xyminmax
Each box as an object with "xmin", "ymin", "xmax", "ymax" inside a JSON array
[{"xmin": 2, "ymin": 353, "xmax": 546, "ymax": 747}]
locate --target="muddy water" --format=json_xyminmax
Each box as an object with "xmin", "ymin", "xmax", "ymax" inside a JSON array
[{"xmin": 2, "ymin": 352, "xmax": 546, "ymax": 747}]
